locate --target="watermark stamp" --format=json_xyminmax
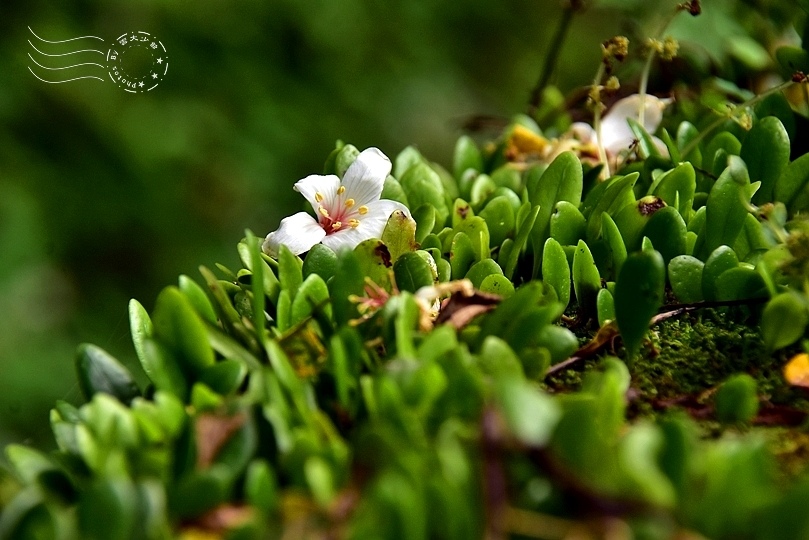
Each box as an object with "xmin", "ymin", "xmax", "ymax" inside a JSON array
[{"xmin": 28, "ymin": 27, "xmax": 168, "ymax": 93}]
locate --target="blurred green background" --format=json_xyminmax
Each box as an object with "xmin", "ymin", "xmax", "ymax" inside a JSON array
[{"xmin": 0, "ymin": 0, "xmax": 799, "ymax": 447}]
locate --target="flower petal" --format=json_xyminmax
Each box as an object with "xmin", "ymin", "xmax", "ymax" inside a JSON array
[
  {"xmin": 601, "ymin": 94, "xmax": 670, "ymax": 154},
  {"xmin": 262, "ymin": 212, "xmax": 326, "ymax": 257},
  {"xmin": 294, "ymin": 174, "xmax": 341, "ymax": 214},
  {"xmin": 340, "ymin": 147, "xmax": 391, "ymax": 208},
  {"xmin": 570, "ymin": 122, "xmax": 596, "ymax": 144},
  {"xmin": 320, "ymin": 199, "xmax": 409, "ymax": 252}
]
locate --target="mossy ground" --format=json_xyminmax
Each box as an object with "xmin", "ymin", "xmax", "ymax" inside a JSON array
[{"xmin": 546, "ymin": 306, "xmax": 809, "ymax": 477}]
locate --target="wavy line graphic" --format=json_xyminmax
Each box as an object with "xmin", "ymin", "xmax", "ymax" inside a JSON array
[
  {"xmin": 28, "ymin": 68, "xmax": 104, "ymax": 84},
  {"xmin": 28, "ymin": 40, "xmax": 104, "ymax": 57},
  {"xmin": 28, "ymin": 27, "xmax": 105, "ymax": 84},
  {"xmin": 28, "ymin": 54, "xmax": 104, "ymax": 71},
  {"xmin": 28, "ymin": 26, "xmax": 103, "ymax": 43}
]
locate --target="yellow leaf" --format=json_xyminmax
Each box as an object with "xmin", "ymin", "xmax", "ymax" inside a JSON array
[
  {"xmin": 784, "ymin": 353, "xmax": 809, "ymax": 387},
  {"xmin": 179, "ymin": 529, "xmax": 221, "ymax": 540},
  {"xmin": 509, "ymin": 125, "xmax": 549, "ymax": 156}
]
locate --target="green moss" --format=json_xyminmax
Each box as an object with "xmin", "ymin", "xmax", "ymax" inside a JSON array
[
  {"xmin": 633, "ymin": 309, "xmax": 803, "ymax": 406},
  {"xmin": 546, "ymin": 306, "xmax": 809, "ymax": 474}
]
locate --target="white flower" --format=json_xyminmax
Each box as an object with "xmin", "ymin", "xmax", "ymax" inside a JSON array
[
  {"xmin": 600, "ymin": 94, "xmax": 671, "ymax": 154},
  {"xmin": 572, "ymin": 94, "xmax": 672, "ymax": 155},
  {"xmin": 263, "ymin": 147, "xmax": 410, "ymax": 257}
]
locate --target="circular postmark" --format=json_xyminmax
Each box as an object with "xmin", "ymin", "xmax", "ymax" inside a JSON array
[{"xmin": 106, "ymin": 32, "xmax": 168, "ymax": 93}]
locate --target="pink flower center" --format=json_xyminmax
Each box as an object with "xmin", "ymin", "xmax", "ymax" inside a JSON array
[{"xmin": 315, "ymin": 191, "xmax": 367, "ymax": 235}]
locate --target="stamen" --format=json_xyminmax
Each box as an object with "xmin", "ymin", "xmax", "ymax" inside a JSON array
[
  {"xmin": 337, "ymin": 186, "xmax": 346, "ymax": 195},
  {"xmin": 314, "ymin": 192, "xmax": 324, "ymax": 203},
  {"xmin": 344, "ymin": 198, "xmax": 355, "ymax": 208},
  {"xmin": 349, "ymin": 219, "xmax": 360, "ymax": 228},
  {"xmin": 358, "ymin": 206, "xmax": 369, "ymax": 215},
  {"xmin": 318, "ymin": 206, "xmax": 330, "ymax": 218},
  {"xmin": 332, "ymin": 221, "xmax": 342, "ymax": 230}
]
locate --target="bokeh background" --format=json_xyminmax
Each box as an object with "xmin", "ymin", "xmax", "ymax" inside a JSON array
[{"xmin": 0, "ymin": 0, "xmax": 799, "ymax": 447}]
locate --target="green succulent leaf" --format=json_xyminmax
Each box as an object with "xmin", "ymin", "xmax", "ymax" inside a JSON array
[
  {"xmin": 465, "ymin": 258, "xmax": 503, "ymax": 289},
  {"xmin": 668, "ymin": 255, "xmax": 705, "ymax": 303},
  {"xmin": 479, "ymin": 274, "xmax": 515, "ymax": 298},
  {"xmin": 715, "ymin": 374, "xmax": 759, "ymax": 425},
  {"xmin": 450, "ymin": 232, "xmax": 476, "ymax": 281},
  {"xmin": 702, "ymin": 246, "xmax": 739, "ymax": 301},
  {"xmin": 400, "ymin": 162, "xmax": 449, "ymax": 226},
  {"xmin": 328, "ymin": 251, "xmax": 366, "ymax": 327},
  {"xmin": 650, "ymin": 162, "xmax": 696, "ymax": 221},
  {"xmin": 549, "ymin": 201, "xmax": 587, "ymax": 247},
  {"xmin": 698, "ymin": 156, "xmax": 753, "ymax": 260},
  {"xmin": 600, "ymin": 213, "xmax": 627, "ymax": 280},
  {"xmin": 453, "ymin": 135, "xmax": 483, "ymax": 180},
  {"xmin": 714, "ymin": 266, "xmax": 766, "ymax": 301},
  {"xmin": 302, "ymin": 244, "xmax": 338, "ymax": 282},
  {"xmin": 585, "ymin": 173, "xmax": 638, "ymax": 243},
  {"xmin": 78, "ymin": 479, "xmax": 138, "ymax": 540},
  {"xmin": 496, "ymin": 379, "xmax": 560, "ymax": 446},
  {"xmin": 278, "ymin": 244, "xmax": 304, "ymax": 298},
  {"xmin": 775, "ymin": 46, "xmax": 809, "ymax": 76},
  {"xmin": 741, "ymin": 117, "xmax": 790, "ymax": 205},
  {"xmin": 641, "ymin": 206, "xmax": 687, "ymax": 265},
  {"xmin": 542, "ymin": 237, "xmax": 571, "ymax": 309},
  {"xmin": 152, "ymin": 287, "xmax": 215, "ymax": 375},
  {"xmin": 613, "ymin": 196, "xmax": 666, "ymax": 253},
  {"xmin": 412, "ymin": 204, "xmax": 437, "ymax": 243},
  {"xmin": 615, "ymin": 250, "xmax": 666, "ymax": 361},
  {"xmin": 479, "ymin": 195, "xmax": 515, "ymax": 247},
  {"xmin": 572, "ymin": 240, "xmax": 602, "ymax": 321},
  {"xmin": 705, "ymin": 132, "xmax": 742, "ymax": 176},
  {"xmin": 199, "ymin": 360, "xmax": 247, "ymax": 396},
  {"xmin": 504, "ymin": 204, "xmax": 540, "ymax": 279},
  {"xmin": 394, "ymin": 145, "xmax": 423, "ymax": 178},
  {"xmin": 394, "ymin": 251, "xmax": 436, "ymax": 293},
  {"xmin": 129, "ymin": 298, "xmax": 154, "ymax": 374},
  {"xmin": 381, "ymin": 176, "xmax": 410, "ymax": 207},
  {"xmin": 354, "ymin": 239, "xmax": 394, "ymax": 292},
  {"xmin": 290, "ymin": 273, "xmax": 332, "ymax": 328},
  {"xmin": 139, "ymin": 339, "xmax": 189, "ymax": 400},
  {"xmin": 178, "ymin": 275, "xmax": 218, "ymax": 324},
  {"xmin": 775, "ymin": 152, "xmax": 809, "ymax": 213},
  {"xmin": 75, "ymin": 344, "xmax": 140, "ymax": 404},
  {"xmin": 761, "ymin": 292, "xmax": 809, "ymax": 351},
  {"xmin": 324, "ymin": 142, "xmax": 359, "ymax": 177},
  {"xmin": 535, "ymin": 326, "xmax": 578, "ymax": 365},
  {"xmin": 528, "ymin": 151, "xmax": 583, "ymax": 276},
  {"xmin": 382, "ymin": 210, "xmax": 418, "ymax": 262},
  {"xmin": 597, "ymin": 288, "xmax": 615, "ymax": 327}
]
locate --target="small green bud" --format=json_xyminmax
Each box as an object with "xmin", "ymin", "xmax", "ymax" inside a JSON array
[
  {"xmin": 714, "ymin": 374, "xmax": 758, "ymax": 426},
  {"xmin": 602, "ymin": 36, "xmax": 629, "ymax": 62},
  {"xmin": 605, "ymin": 76, "xmax": 620, "ymax": 92},
  {"xmin": 646, "ymin": 38, "xmax": 664, "ymax": 55},
  {"xmin": 661, "ymin": 36, "xmax": 679, "ymax": 61}
]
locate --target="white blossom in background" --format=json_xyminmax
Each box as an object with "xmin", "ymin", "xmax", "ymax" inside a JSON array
[
  {"xmin": 263, "ymin": 147, "xmax": 409, "ymax": 257},
  {"xmin": 572, "ymin": 94, "xmax": 672, "ymax": 155}
]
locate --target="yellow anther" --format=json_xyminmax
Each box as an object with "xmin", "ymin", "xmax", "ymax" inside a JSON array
[
  {"xmin": 318, "ymin": 206, "xmax": 330, "ymax": 218},
  {"xmin": 344, "ymin": 198, "xmax": 355, "ymax": 208},
  {"xmin": 337, "ymin": 186, "xmax": 346, "ymax": 195},
  {"xmin": 358, "ymin": 206, "xmax": 369, "ymax": 215},
  {"xmin": 314, "ymin": 192, "xmax": 324, "ymax": 203},
  {"xmin": 349, "ymin": 219, "xmax": 360, "ymax": 228},
  {"xmin": 332, "ymin": 221, "xmax": 342, "ymax": 230}
]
